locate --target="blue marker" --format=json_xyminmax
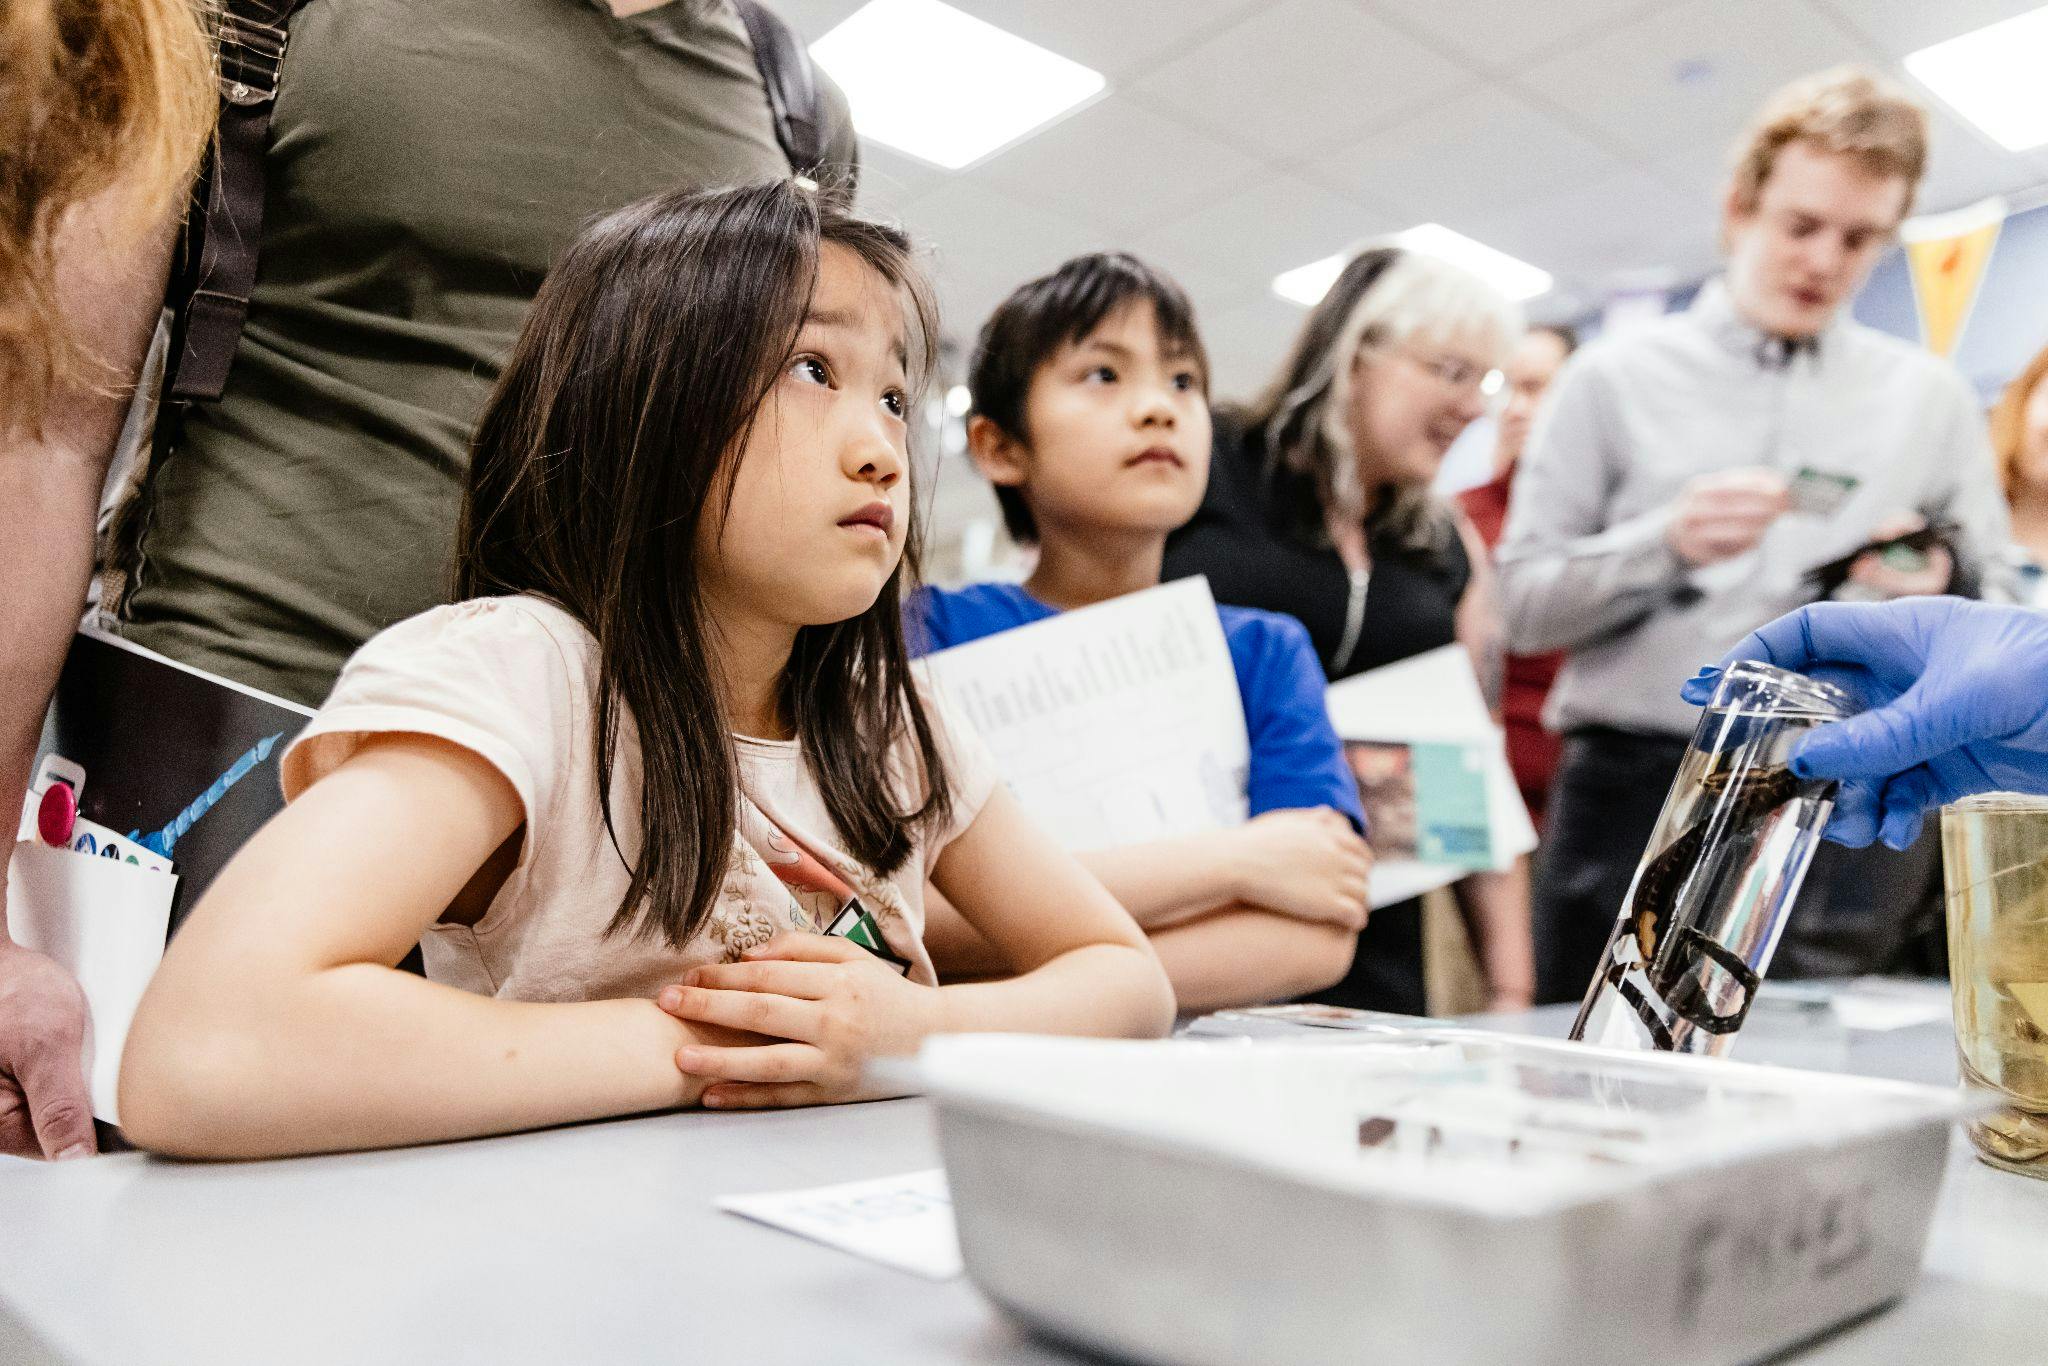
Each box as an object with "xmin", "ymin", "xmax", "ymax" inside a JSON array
[{"xmin": 131, "ymin": 733, "xmax": 283, "ymax": 858}]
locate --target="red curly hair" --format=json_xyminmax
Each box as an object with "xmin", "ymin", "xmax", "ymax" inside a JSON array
[
  {"xmin": 0, "ymin": 0, "xmax": 214, "ymax": 434},
  {"xmin": 1992, "ymin": 343, "xmax": 2048, "ymax": 495}
]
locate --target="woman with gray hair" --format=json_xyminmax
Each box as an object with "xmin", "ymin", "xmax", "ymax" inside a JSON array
[{"xmin": 1165, "ymin": 244, "xmax": 1532, "ymax": 1016}]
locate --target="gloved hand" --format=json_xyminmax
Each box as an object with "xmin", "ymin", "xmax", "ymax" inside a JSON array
[{"xmin": 1680, "ymin": 597, "xmax": 2048, "ymax": 850}]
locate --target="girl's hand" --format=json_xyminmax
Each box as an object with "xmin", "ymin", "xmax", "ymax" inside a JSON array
[
  {"xmin": 657, "ymin": 933, "xmax": 944, "ymax": 1109},
  {"xmin": 1228, "ymin": 808, "xmax": 1373, "ymax": 931}
]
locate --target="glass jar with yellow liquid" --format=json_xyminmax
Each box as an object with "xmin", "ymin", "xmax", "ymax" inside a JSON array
[{"xmin": 1942, "ymin": 793, "xmax": 2048, "ymax": 1177}]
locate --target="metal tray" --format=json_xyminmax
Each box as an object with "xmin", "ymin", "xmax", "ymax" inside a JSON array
[{"xmin": 922, "ymin": 1031, "xmax": 1960, "ymax": 1366}]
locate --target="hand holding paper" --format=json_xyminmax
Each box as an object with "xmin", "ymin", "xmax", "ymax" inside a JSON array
[
  {"xmin": 920, "ymin": 579, "xmax": 1250, "ymax": 851},
  {"xmin": 1323, "ymin": 645, "xmax": 1538, "ymax": 910},
  {"xmin": 6, "ymin": 841, "xmax": 177, "ymax": 1131},
  {"xmin": 0, "ymin": 924, "xmax": 96, "ymax": 1158}
]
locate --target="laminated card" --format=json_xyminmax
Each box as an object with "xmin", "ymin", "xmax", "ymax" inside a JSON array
[{"xmin": 1325, "ymin": 645, "xmax": 1537, "ymax": 907}]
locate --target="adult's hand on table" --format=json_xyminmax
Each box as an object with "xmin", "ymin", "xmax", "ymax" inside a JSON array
[
  {"xmin": 0, "ymin": 928, "xmax": 96, "ymax": 1159},
  {"xmin": 1683, "ymin": 598, "xmax": 2048, "ymax": 850}
]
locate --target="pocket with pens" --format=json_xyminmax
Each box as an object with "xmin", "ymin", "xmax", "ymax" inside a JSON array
[{"xmin": 6, "ymin": 756, "xmax": 179, "ymax": 1126}]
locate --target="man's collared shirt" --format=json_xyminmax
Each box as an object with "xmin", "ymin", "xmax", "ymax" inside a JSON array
[{"xmin": 1497, "ymin": 278, "xmax": 2011, "ymax": 738}]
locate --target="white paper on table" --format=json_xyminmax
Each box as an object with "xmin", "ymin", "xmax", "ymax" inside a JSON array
[
  {"xmin": 1324, "ymin": 645, "xmax": 1538, "ymax": 909},
  {"xmin": 5, "ymin": 840, "xmax": 177, "ymax": 1125},
  {"xmin": 1774, "ymin": 978, "xmax": 1954, "ymax": 1032},
  {"xmin": 921, "ymin": 578, "xmax": 1250, "ymax": 852},
  {"xmin": 1829, "ymin": 987, "xmax": 1951, "ymax": 1031},
  {"xmin": 716, "ymin": 1168, "xmax": 961, "ymax": 1279}
]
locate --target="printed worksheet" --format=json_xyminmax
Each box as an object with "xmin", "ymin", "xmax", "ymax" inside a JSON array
[
  {"xmin": 716, "ymin": 1169, "xmax": 961, "ymax": 1279},
  {"xmin": 1325, "ymin": 645, "xmax": 1538, "ymax": 908},
  {"xmin": 921, "ymin": 578, "xmax": 1250, "ymax": 851}
]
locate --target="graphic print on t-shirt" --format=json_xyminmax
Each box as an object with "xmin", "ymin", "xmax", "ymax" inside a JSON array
[{"xmin": 739, "ymin": 801, "xmax": 914, "ymax": 975}]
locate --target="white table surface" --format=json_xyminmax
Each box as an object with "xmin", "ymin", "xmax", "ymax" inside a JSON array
[{"xmin": 3, "ymin": 988, "xmax": 2046, "ymax": 1365}]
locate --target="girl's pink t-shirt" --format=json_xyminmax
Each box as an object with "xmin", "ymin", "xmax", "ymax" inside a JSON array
[{"xmin": 281, "ymin": 595, "xmax": 997, "ymax": 1000}]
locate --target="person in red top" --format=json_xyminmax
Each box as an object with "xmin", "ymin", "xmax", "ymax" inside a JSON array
[{"xmin": 1458, "ymin": 325, "xmax": 1576, "ymax": 827}]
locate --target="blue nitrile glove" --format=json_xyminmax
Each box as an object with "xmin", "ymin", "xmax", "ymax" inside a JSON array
[{"xmin": 1680, "ymin": 598, "xmax": 2048, "ymax": 850}]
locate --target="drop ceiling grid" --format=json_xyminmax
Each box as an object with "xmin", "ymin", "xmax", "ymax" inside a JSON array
[{"xmin": 787, "ymin": 0, "xmax": 2048, "ymax": 392}]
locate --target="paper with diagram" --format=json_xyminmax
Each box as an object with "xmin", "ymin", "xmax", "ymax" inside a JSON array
[
  {"xmin": 921, "ymin": 577, "xmax": 1250, "ymax": 851},
  {"xmin": 1325, "ymin": 644, "xmax": 1537, "ymax": 908}
]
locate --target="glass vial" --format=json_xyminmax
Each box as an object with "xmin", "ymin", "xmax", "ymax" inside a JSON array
[
  {"xmin": 1570, "ymin": 661, "xmax": 1856, "ymax": 1057},
  {"xmin": 1942, "ymin": 793, "xmax": 2048, "ymax": 1177}
]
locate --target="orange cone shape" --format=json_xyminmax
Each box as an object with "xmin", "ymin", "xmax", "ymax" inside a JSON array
[{"xmin": 1903, "ymin": 196, "xmax": 2005, "ymax": 358}]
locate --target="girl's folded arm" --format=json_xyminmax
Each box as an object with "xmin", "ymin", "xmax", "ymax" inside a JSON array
[
  {"xmin": 118, "ymin": 734, "xmax": 714, "ymax": 1159},
  {"xmin": 926, "ymin": 786, "xmax": 1177, "ymax": 1039}
]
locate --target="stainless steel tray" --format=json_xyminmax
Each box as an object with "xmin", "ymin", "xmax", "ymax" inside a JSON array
[{"xmin": 922, "ymin": 1031, "xmax": 1959, "ymax": 1366}]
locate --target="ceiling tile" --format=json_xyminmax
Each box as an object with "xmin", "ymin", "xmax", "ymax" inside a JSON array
[
  {"xmin": 774, "ymin": 0, "xmax": 868, "ymax": 42},
  {"xmin": 1129, "ymin": 173, "xmax": 1401, "ymax": 286},
  {"xmin": 854, "ymin": 142, "xmax": 951, "ymax": 222},
  {"xmin": 787, "ymin": 0, "xmax": 1266, "ymax": 80},
  {"xmin": 949, "ymin": 0, "xmax": 1266, "ymax": 79},
  {"xmin": 1527, "ymin": 287, "xmax": 1597, "ymax": 328},
  {"xmin": 973, "ymin": 95, "xmax": 1268, "ymax": 237},
  {"xmin": 1649, "ymin": 143, "xmax": 1733, "ymax": 218},
  {"xmin": 1374, "ymin": 0, "xmax": 1680, "ymax": 71},
  {"xmin": 1453, "ymin": 169, "xmax": 1686, "ymax": 294},
  {"xmin": 1310, "ymin": 85, "xmax": 1632, "ymax": 226},
  {"xmin": 1514, "ymin": 0, "xmax": 1883, "ymax": 162},
  {"xmin": 1809, "ymin": 0, "xmax": 2046, "ymax": 59},
  {"xmin": 889, "ymin": 179, "xmax": 1121, "ymax": 334},
  {"xmin": 1918, "ymin": 107, "xmax": 2048, "ymax": 215},
  {"xmin": 1130, "ymin": 0, "xmax": 1479, "ymax": 161},
  {"xmin": 1158, "ymin": 262, "xmax": 1267, "ymax": 324},
  {"xmin": 1199, "ymin": 294, "xmax": 1317, "ymax": 401},
  {"xmin": 1628, "ymin": 214, "xmax": 1724, "ymax": 289},
  {"xmin": 1642, "ymin": 107, "xmax": 2048, "ymax": 252}
]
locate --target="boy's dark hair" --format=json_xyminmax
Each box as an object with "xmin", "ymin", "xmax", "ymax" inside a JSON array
[
  {"xmin": 966, "ymin": 252, "xmax": 1209, "ymax": 545},
  {"xmin": 457, "ymin": 180, "xmax": 952, "ymax": 950}
]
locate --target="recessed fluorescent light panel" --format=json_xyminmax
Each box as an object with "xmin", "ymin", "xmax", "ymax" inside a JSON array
[
  {"xmin": 1905, "ymin": 5, "xmax": 2048, "ymax": 151},
  {"xmin": 1272, "ymin": 225, "xmax": 1552, "ymax": 307},
  {"xmin": 1272, "ymin": 254, "xmax": 1348, "ymax": 307},
  {"xmin": 811, "ymin": 0, "xmax": 1106, "ymax": 170}
]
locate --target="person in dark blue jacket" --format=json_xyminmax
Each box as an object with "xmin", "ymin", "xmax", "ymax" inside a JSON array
[{"xmin": 908, "ymin": 254, "xmax": 1374, "ymax": 1013}]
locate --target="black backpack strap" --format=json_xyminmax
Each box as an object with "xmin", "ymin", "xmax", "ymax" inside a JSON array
[
  {"xmin": 733, "ymin": 0, "xmax": 826, "ymax": 177},
  {"xmin": 164, "ymin": 0, "xmax": 305, "ymax": 403}
]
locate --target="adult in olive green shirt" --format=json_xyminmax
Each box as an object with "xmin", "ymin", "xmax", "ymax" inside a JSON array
[
  {"xmin": 120, "ymin": 0, "xmax": 859, "ymax": 705},
  {"xmin": 0, "ymin": 0, "xmax": 854, "ymax": 1157}
]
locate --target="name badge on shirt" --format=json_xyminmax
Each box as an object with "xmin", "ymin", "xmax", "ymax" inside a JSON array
[{"xmin": 1789, "ymin": 467, "xmax": 1860, "ymax": 517}]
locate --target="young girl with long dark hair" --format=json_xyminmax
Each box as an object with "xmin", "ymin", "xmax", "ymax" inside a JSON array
[{"xmin": 118, "ymin": 182, "xmax": 1175, "ymax": 1158}]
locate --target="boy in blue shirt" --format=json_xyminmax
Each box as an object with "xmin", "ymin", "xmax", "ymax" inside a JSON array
[{"xmin": 908, "ymin": 254, "xmax": 1373, "ymax": 1012}]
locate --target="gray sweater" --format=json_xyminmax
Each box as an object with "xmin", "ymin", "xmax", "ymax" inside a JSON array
[{"xmin": 1497, "ymin": 279, "xmax": 2011, "ymax": 738}]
